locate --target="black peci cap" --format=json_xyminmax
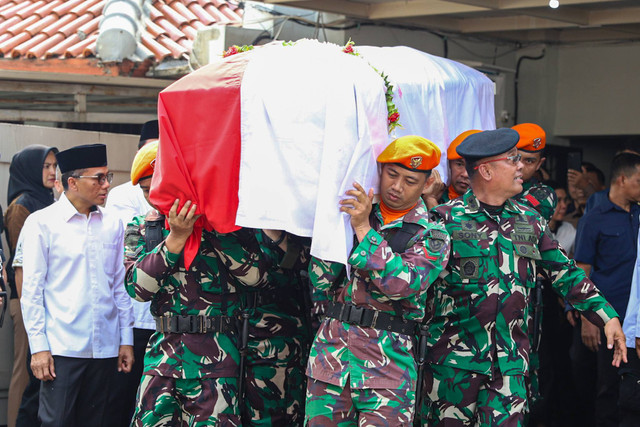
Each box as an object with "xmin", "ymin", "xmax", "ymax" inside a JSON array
[{"xmin": 56, "ymin": 144, "xmax": 107, "ymax": 173}]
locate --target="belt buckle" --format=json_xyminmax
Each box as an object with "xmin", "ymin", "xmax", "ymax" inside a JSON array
[
  {"xmin": 346, "ymin": 305, "xmax": 365, "ymax": 325},
  {"xmin": 178, "ymin": 315, "xmax": 197, "ymax": 333}
]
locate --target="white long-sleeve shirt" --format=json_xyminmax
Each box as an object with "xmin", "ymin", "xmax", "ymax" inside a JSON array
[
  {"xmin": 105, "ymin": 180, "xmax": 155, "ymax": 330},
  {"xmin": 624, "ymin": 232, "xmax": 640, "ymax": 349},
  {"xmin": 20, "ymin": 193, "xmax": 133, "ymax": 358}
]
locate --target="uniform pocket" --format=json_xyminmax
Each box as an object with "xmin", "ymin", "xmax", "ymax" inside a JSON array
[{"xmin": 451, "ymin": 241, "xmax": 489, "ymax": 283}]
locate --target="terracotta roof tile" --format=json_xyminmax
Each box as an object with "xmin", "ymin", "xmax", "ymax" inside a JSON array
[
  {"xmin": 1, "ymin": 2, "xmax": 29, "ymax": 19},
  {"xmin": 156, "ymin": 17, "xmax": 186, "ymax": 42},
  {"xmin": 0, "ymin": 16, "xmax": 20, "ymax": 34},
  {"xmin": 51, "ymin": 0, "xmax": 86, "ymax": 16},
  {"xmin": 41, "ymin": 14, "xmax": 76, "ymax": 37},
  {"xmin": 187, "ymin": 3, "xmax": 216, "ymax": 25},
  {"xmin": 12, "ymin": 32, "xmax": 46, "ymax": 57},
  {"xmin": 33, "ymin": 1, "xmax": 64, "ymax": 18},
  {"xmin": 170, "ymin": 2, "xmax": 198, "ymax": 23},
  {"xmin": 24, "ymin": 14, "xmax": 56, "ymax": 36},
  {"xmin": 65, "ymin": 33, "xmax": 98, "ymax": 58},
  {"xmin": 0, "ymin": 32, "xmax": 29, "ymax": 54},
  {"xmin": 7, "ymin": 15, "xmax": 38, "ymax": 35},
  {"xmin": 0, "ymin": 0, "xmax": 244, "ymax": 61},
  {"xmin": 87, "ymin": 1, "xmax": 105, "ymax": 17},
  {"xmin": 16, "ymin": 1, "xmax": 46, "ymax": 18},
  {"xmin": 26, "ymin": 33, "xmax": 63, "ymax": 58}
]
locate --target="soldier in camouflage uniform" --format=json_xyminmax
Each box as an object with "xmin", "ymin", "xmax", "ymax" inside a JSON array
[
  {"xmin": 422, "ymin": 130, "xmax": 479, "ymax": 209},
  {"xmin": 421, "ymin": 128, "xmax": 627, "ymax": 426},
  {"xmin": 241, "ymin": 231, "xmax": 312, "ymax": 426},
  {"xmin": 305, "ymin": 135, "xmax": 451, "ymax": 426},
  {"xmin": 512, "ymin": 123, "xmax": 557, "ymax": 222},
  {"xmin": 124, "ymin": 154, "xmax": 269, "ymax": 426},
  {"xmin": 511, "ymin": 123, "xmax": 557, "ymax": 414}
]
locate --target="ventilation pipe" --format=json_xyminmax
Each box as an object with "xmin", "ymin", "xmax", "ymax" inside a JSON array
[{"xmin": 96, "ymin": 0, "xmax": 144, "ymax": 62}]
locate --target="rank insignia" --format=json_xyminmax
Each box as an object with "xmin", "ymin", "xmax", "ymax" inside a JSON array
[{"xmin": 533, "ymin": 138, "xmax": 542, "ymax": 149}]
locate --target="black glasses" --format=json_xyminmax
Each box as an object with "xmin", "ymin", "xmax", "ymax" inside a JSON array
[{"xmin": 73, "ymin": 172, "xmax": 114, "ymax": 185}]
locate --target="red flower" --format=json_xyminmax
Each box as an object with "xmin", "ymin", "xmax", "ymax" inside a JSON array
[
  {"xmin": 388, "ymin": 112, "xmax": 400, "ymax": 123},
  {"xmin": 223, "ymin": 46, "xmax": 238, "ymax": 58},
  {"xmin": 343, "ymin": 44, "xmax": 354, "ymax": 54}
]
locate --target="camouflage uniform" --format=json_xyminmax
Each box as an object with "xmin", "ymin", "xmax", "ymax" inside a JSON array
[
  {"xmin": 421, "ymin": 190, "xmax": 618, "ymax": 426},
  {"xmin": 515, "ymin": 178, "xmax": 557, "ymax": 223},
  {"xmin": 305, "ymin": 200, "xmax": 450, "ymax": 426},
  {"xmin": 124, "ymin": 213, "xmax": 268, "ymax": 427},
  {"xmin": 514, "ymin": 178, "xmax": 557, "ymax": 407},
  {"xmin": 241, "ymin": 232, "xmax": 312, "ymax": 426}
]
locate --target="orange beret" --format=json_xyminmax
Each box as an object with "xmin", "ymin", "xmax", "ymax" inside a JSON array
[
  {"xmin": 131, "ymin": 140, "xmax": 158, "ymax": 185},
  {"xmin": 513, "ymin": 123, "xmax": 545, "ymax": 152},
  {"xmin": 447, "ymin": 130, "xmax": 481, "ymax": 160},
  {"xmin": 377, "ymin": 135, "xmax": 441, "ymax": 171}
]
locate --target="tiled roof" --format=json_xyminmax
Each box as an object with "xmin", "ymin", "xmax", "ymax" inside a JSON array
[{"xmin": 0, "ymin": 0, "xmax": 243, "ymax": 61}]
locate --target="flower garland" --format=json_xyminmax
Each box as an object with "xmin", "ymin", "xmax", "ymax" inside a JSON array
[
  {"xmin": 342, "ymin": 39, "xmax": 401, "ymax": 133},
  {"xmin": 222, "ymin": 40, "xmax": 401, "ymax": 133},
  {"xmin": 222, "ymin": 44, "xmax": 253, "ymax": 58}
]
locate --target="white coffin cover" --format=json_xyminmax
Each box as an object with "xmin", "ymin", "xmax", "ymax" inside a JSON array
[{"xmin": 236, "ymin": 39, "xmax": 495, "ymax": 265}]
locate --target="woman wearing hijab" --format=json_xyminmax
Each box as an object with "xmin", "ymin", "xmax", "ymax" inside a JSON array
[{"xmin": 6, "ymin": 144, "xmax": 58, "ymax": 427}]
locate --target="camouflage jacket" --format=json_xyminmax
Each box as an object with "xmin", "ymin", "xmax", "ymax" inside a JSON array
[
  {"xmin": 515, "ymin": 179, "xmax": 557, "ymax": 222},
  {"xmin": 249, "ymin": 230, "xmax": 312, "ymax": 341},
  {"xmin": 124, "ymin": 213, "xmax": 268, "ymax": 379},
  {"xmin": 427, "ymin": 190, "xmax": 618, "ymax": 377},
  {"xmin": 307, "ymin": 200, "xmax": 451, "ymax": 390}
]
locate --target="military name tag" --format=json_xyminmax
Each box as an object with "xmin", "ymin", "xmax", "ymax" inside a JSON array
[
  {"xmin": 452, "ymin": 230, "xmax": 488, "ymax": 241},
  {"xmin": 511, "ymin": 232, "xmax": 538, "ymax": 244}
]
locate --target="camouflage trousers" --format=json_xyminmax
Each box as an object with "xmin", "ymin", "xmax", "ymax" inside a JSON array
[
  {"xmin": 304, "ymin": 378, "xmax": 415, "ymax": 426},
  {"xmin": 131, "ymin": 375, "xmax": 240, "ymax": 427},
  {"xmin": 421, "ymin": 364, "xmax": 527, "ymax": 427},
  {"xmin": 243, "ymin": 335, "xmax": 307, "ymax": 426}
]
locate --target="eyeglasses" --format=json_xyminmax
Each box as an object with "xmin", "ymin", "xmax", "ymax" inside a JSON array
[
  {"xmin": 73, "ymin": 172, "xmax": 114, "ymax": 185},
  {"xmin": 474, "ymin": 153, "xmax": 522, "ymax": 170}
]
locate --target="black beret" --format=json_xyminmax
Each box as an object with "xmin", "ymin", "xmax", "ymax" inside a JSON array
[
  {"xmin": 456, "ymin": 128, "xmax": 520, "ymax": 160},
  {"xmin": 139, "ymin": 120, "xmax": 159, "ymax": 144},
  {"xmin": 56, "ymin": 144, "xmax": 107, "ymax": 174}
]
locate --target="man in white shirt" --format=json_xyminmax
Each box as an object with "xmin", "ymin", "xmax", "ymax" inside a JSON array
[
  {"xmin": 622, "ymin": 233, "xmax": 640, "ymax": 426},
  {"xmin": 20, "ymin": 143, "xmax": 134, "ymax": 427}
]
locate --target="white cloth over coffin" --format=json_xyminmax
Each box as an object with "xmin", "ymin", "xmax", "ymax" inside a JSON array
[
  {"xmin": 236, "ymin": 41, "xmax": 495, "ymax": 265},
  {"xmin": 357, "ymin": 46, "xmax": 496, "ymax": 185},
  {"xmin": 237, "ymin": 40, "xmax": 389, "ymax": 265}
]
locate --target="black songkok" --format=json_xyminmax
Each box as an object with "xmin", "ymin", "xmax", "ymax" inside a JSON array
[
  {"xmin": 56, "ymin": 144, "xmax": 107, "ymax": 174},
  {"xmin": 139, "ymin": 120, "xmax": 159, "ymax": 148}
]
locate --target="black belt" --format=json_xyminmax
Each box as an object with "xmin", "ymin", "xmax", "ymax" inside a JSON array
[
  {"xmin": 325, "ymin": 302, "xmax": 417, "ymax": 336},
  {"xmin": 155, "ymin": 315, "xmax": 235, "ymax": 334}
]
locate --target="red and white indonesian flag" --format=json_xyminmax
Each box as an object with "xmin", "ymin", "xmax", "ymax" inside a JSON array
[{"xmin": 150, "ymin": 39, "xmax": 495, "ymax": 268}]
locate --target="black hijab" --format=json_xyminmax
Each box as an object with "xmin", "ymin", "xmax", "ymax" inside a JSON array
[{"xmin": 7, "ymin": 145, "xmax": 59, "ymax": 212}]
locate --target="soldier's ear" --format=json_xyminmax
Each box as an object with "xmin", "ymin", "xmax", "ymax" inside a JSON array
[{"xmin": 477, "ymin": 164, "xmax": 492, "ymax": 181}]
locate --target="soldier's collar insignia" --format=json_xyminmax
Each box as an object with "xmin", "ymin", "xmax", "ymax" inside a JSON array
[{"xmin": 410, "ymin": 156, "xmax": 423, "ymax": 169}]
